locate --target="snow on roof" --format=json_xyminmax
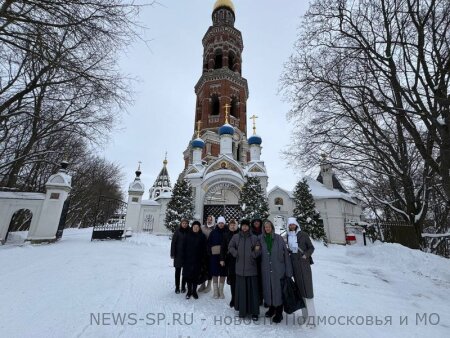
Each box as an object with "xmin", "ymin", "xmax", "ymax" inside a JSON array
[
  {"xmin": 155, "ymin": 191, "xmax": 172, "ymax": 199},
  {"xmin": 0, "ymin": 191, "xmax": 46, "ymax": 200},
  {"xmin": 203, "ymin": 168, "xmax": 244, "ymax": 183},
  {"xmin": 269, "ymin": 177, "xmax": 358, "ymax": 204},
  {"xmin": 141, "ymin": 199, "xmax": 160, "ymax": 206}
]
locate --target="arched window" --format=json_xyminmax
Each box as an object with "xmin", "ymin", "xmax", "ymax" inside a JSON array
[
  {"xmin": 230, "ymin": 97, "xmax": 239, "ymax": 118},
  {"xmin": 214, "ymin": 50, "xmax": 223, "ymax": 69},
  {"xmin": 228, "ymin": 51, "xmax": 236, "ymax": 70},
  {"xmin": 275, "ymin": 197, "xmax": 284, "ymax": 206},
  {"xmin": 211, "ymin": 95, "xmax": 220, "ymax": 115}
]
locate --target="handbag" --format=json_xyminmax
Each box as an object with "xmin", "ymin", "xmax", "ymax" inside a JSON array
[
  {"xmin": 282, "ymin": 277, "xmax": 305, "ymax": 314},
  {"xmin": 211, "ymin": 245, "xmax": 221, "ymax": 255}
]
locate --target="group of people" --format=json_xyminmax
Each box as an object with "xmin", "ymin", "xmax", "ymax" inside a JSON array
[{"xmin": 170, "ymin": 215, "xmax": 316, "ymax": 324}]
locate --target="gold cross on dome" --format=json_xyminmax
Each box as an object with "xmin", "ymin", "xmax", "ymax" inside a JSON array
[
  {"xmin": 224, "ymin": 104, "xmax": 231, "ymax": 124},
  {"xmin": 250, "ymin": 114, "xmax": 258, "ymax": 135},
  {"xmin": 196, "ymin": 120, "xmax": 202, "ymax": 138},
  {"xmin": 137, "ymin": 161, "xmax": 142, "ymax": 171}
]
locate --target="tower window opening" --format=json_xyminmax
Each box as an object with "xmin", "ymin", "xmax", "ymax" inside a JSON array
[
  {"xmin": 230, "ymin": 97, "xmax": 239, "ymax": 118},
  {"xmin": 214, "ymin": 50, "xmax": 223, "ymax": 69},
  {"xmin": 211, "ymin": 95, "xmax": 220, "ymax": 116},
  {"xmin": 228, "ymin": 52, "xmax": 236, "ymax": 70}
]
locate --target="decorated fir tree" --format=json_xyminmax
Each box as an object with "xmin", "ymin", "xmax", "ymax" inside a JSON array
[
  {"xmin": 239, "ymin": 176, "xmax": 270, "ymax": 220},
  {"xmin": 293, "ymin": 178, "xmax": 328, "ymax": 244},
  {"xmin": 164, "ymin": 178, "xmax": 194, "ymax": 233}
]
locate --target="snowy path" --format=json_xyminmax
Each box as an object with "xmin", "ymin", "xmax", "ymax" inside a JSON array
[{"xmin": 0, "ymin": 228, "xmax": 449, "ymax": 338}]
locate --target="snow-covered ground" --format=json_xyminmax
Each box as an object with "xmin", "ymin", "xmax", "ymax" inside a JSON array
[{"xmin": 0, "ymin": 228, "xmax": 449, "ymax": 338}]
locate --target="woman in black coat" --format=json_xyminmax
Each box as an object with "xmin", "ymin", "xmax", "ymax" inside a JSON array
[
  {"xmin": 208, "ymin": 216, "xmax": 228, "ymax": 299},
  {"xmin": 170, "ymin": 218, "xmax": 189, "ymax": 294},
  {"xmin": 182, "ymin": 221, "xmax": 207, "ymax": 299},
  {"xmin": 220, "ymin": 218, "xmax": 239, "ymax": 307}
]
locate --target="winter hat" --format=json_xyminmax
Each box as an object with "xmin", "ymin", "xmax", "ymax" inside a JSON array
[
  {"xmin": 192, "ymin": 220, "xmax": 201, "ymax": 227},
  {"xmin": 217, "ymin": 216, "xmax": 226, "ymax": 224},
  {"xmin": 206, "ymin": 215, "xmax": 216, "ymax": 227},
  {"xmin": 287, "ymin": 217, "xmax": 301, "ymax": 231},
  {"xmin": 240, "ymin": 219, "xmax": 251, "ymax": 226}
]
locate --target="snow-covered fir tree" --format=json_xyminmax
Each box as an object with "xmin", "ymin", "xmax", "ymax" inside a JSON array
[
  {"xmin": 293, "ymin": 178, "xmax": 328, "ymax": 244},
  {"xmin": 239, "ymin": 176, "xmax": 269, "ymax": 220},
  {"xmin": 164, "ymin": 178, "xmax": 194, "ymax": 233}
]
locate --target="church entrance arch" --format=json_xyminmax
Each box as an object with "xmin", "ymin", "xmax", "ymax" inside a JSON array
[{"xmin": 203, "ymin": 182, "xmax": 242, "ymax": 224}]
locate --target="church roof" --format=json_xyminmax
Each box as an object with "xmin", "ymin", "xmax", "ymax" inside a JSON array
[
  {"xmin": 152, "ymin": 161, "xmax": 171, "ymax": 189},
  {"xmin": 268, "ymin": 177, "xmax": 357, "ymax": 205},
  {"xmin": 316, "ymin": 173, "xmax": 348, "ymax": 193}
]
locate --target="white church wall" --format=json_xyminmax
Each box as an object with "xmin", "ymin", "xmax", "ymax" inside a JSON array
[{"xmin": 268, "ymin": 187, "xmax": 361, "ymax": 245}]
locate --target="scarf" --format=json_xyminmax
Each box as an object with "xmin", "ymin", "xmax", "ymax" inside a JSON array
[
  {"xmin": 264, "ymin": 233, "xmax": 273, "ymax": 254},
  {"xmin": 287, "ymin": 230, "xmax": 299, "ymax": 253}
]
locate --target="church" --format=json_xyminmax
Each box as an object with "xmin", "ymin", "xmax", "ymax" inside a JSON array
[{"xmin": 124, "ymin": 0, "xmax": 362, "ymax": 244}]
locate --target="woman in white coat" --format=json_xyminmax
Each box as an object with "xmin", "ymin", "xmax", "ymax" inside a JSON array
[{"xmin": 287, "ymin": 217, "xmax": 316, "ymax": 326}]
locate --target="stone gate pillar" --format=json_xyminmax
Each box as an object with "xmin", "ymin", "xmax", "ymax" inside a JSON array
[
  {"xmin": 124, "ymin": 168, "xmax": 145, "ymax": 234},
  {"xmin": 27, "ymin": 162, "xmax": 72, "ymax": 243}
]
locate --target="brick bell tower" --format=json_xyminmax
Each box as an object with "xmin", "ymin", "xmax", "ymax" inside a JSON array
[{"xmin": 183, "ymin": 0, "xmax": 249, "ymax": 168}]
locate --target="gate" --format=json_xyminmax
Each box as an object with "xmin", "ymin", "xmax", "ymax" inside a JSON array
[
  {"xmin": 379, "ymin": 221, "xmax": 420, "ymax": 249},
  {"xmin": 91, "ymin": 196, "xmax": 127, "ymax": 240},
  {"xmin": 203, "ymin": 205, "xmax": 242, "ymax": 225}
]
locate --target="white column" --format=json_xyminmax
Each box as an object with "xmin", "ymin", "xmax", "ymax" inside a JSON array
[
  {"xmin": 249, "ymin": 144, "xmax": 261, "ymax": 162},
  {"xmin": 220, "ymin": 134, "xmax": 233, "ymax": 155},
  {"xmin": 27, "ymin": 170, "xmax": 72, "ymax": 243},
  {"xmin": 193, "ymin": 148, "xmax": 202, "ymax": 164}
]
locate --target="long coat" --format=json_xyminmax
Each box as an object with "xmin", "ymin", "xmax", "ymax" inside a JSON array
[
  {"xmin": 228, "ymin": 231, "xmax": 261, "ymax": 276},
  {"xmin": 182, "ymin": 231, "xmax": 207, "ymax": 282},
  {"xmin": 260, "ymin": 233, "xmax": 293, "ymax": 307},
  {"xmin": 220, "ymin": 228, "xmax": 239, "ymax": 278},
  {"xmin": 289, "ymin": 231, "xmax": 315, "ymax": 298},
  {"xmin": 170, "ymin": 226, "xmax": 189, "ymax": 268},
  {"xmin": 208, "ymin": 226, "xmax": 228, "ymax": 276}
]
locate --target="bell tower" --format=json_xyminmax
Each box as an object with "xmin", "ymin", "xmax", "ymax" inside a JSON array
[{"xmin": 184, "ymin": 0, "xmax": 249, "ymax": 167}]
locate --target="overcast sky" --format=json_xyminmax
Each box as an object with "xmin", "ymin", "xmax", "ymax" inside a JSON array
[{"xmin": 104, "ymin": 0, "xmax": 310, "ymax": 195}]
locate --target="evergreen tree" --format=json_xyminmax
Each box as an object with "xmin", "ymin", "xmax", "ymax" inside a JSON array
[
  {"xmin": 165, "ymin": 178, "xmax": 194, "ymax": 233},
  {"xmin": 293, "ymin": 178, "xmax": 328, "ymax": 244},
  {"xmin": 239, "ymin": 176, "xmax": 270, "ymax": 220}
]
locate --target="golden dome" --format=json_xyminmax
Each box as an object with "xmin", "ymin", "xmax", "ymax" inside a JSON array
[{"xmin": 213, "ymin": 0, "xmax": 235, "ymax": 12}]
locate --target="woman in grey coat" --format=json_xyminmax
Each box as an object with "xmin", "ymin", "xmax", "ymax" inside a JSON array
[
  {"xmin": 287, "ymin": 217, "xmax": 316, "ymax": 325},
  {"xmin": 228, "ymin": 219, "xmax": 261, "ymax": 321},
  {"xmin": 260, "ymin": 220, "xmax": 293, "ymax": 323}
]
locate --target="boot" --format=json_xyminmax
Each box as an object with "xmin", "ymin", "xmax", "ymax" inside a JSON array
[
  {"xmin": 192, "ymin": 284, "xmax": 198, "ymax": 299},
  {"xmin": 265, "ymin": 306, "xmax": 276, "ymax": 318},
  {"xmin": 203, "ymin": 279, "xmax": 211, "ymax": 293},
  {"xmin": 181, "ymin": 277, "xmax": 186, "ymax": 293},
  {"xmin": 197, "ymin": 282, "xmax": 206, "ymax": 292},
  {"xmin": 272, "ymin": 305, "xmax": 283, "ymax": 323},
  {"xmin": 175, "ymin": 273, "xmax": 180, "ymax": 294},
  {"xmin": 218, "ymin": 282, "xmax": 225, "ymax": 299},
  {"xmin": 186, "ymin": 282, "xmax": 192, "ymax": 299},
  {"xmin": 213, "ymin": 282, "xmax": 219, "ymax": 299}
]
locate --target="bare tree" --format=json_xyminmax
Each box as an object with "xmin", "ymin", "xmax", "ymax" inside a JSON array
[
  {"xmin": 282, "ymin": 0, "xmax": 450, "ymax": 206},
  {"xmin": 0, "ymin": 0, "xmax": 151, "ymax": 187}
]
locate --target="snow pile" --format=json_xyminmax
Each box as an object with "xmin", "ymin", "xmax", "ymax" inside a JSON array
[{"xmin": 0, "ymin": 228, "xmax": 449, "ymax": 338}]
